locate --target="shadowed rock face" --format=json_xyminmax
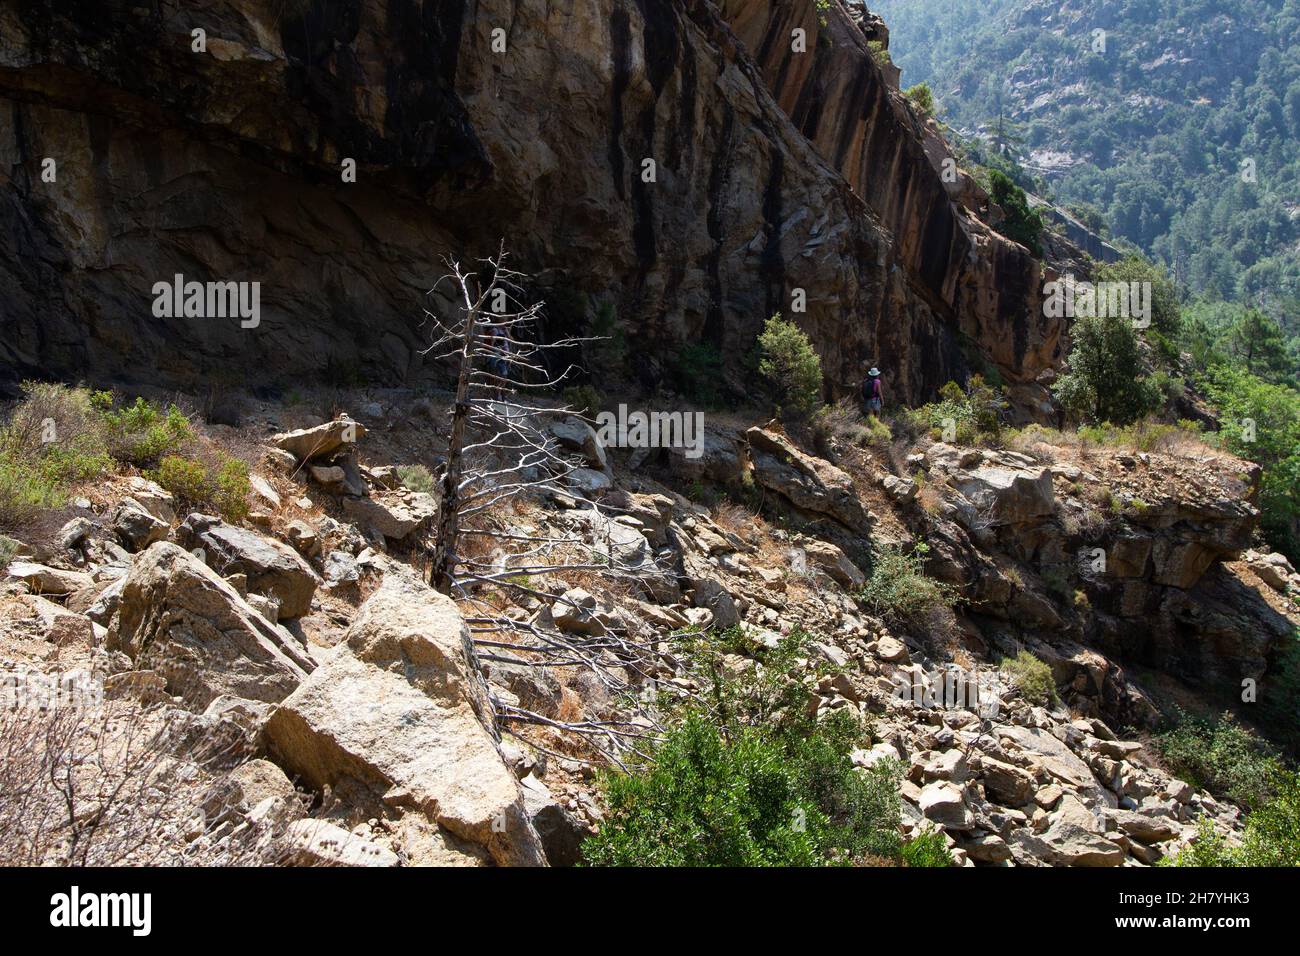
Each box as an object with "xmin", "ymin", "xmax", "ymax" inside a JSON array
[{"xmin": 0, "ymin": 0, "xmax": 1057, "ymax": 410}]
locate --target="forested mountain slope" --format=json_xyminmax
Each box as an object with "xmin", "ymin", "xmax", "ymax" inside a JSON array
[{"xmin": 874, "ymin": 0, "xmax": 1300, "ymax": 305}]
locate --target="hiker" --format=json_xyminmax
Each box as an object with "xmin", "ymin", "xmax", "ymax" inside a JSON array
[{"xmin": 863, "ymin": 367, "xmax": 883, "ymax": 417}]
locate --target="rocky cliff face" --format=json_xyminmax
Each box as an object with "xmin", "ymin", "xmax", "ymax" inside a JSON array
[{"xmin": 0, "ymin": 0, "xmax": 1057, "ymax": 411}]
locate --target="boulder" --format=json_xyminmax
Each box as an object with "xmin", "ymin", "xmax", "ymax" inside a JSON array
[
  {"xmin": 919, "ymin": 781, "xmax": 973, "ymax": 831},
  {"xmin": 1247, "ymin": 550, "xmax": 1294, "ymax": 592},
  {"xmin": 176, "ymin": 514, "xmax": 319, "ymax": 619},
  {"xmin": 271, "ymin": 417, "xmax": 366, "ymax": 463},
  {"xmin": 111, "ymin": 543, "xmax": 315, "ymax": 708},
  {"xmin": 949, "ymin": 463, "xmax": 1055, "ymax": 528},
  {"xmin": 802, "ymin": 539, "xmax": 866, "ymax": 589},
  {"xmin": 746, "ymin": 427, "xmax": 871, "ymax": 532},
  {"xmin": 124, "ymin": 477, "xmax": 177, "ymax": 522},
  {"xmin": 112, "ymin": 498, "xmax": 170, "ymax": 551},
  {"xmin": 520, "ymin": 774, "xmax": 590, "ymax": 867},
  {"xmin": 284, "ymin": 520, "xmax": 321, "ymax": 558},
  {"xmin": 6, "ymin": 561, "xmax": 94, "ymax": 595},
  {"xmin": 548, "ymin": 417, "xmax": 608, "ymax": 472},
  {"xmin": 1113, "ymin": 809, "xmax": 1179, "ymax": 844},
  {"xmin": 342, "ymin": 493, "xmax": 437, "ymax": 542},
  {"xmin": 960, "ymin": 833, "xmax": 1013, "ymax": 864},
  {"xmin": 551, "ymin": 587, "xmax": 606, "ymax": 637},
  {"xmin": 263, "ymin": 574, "xmax": 547, "ymax": 866},
  {"xmin": 58, "ymin": 517, "xmax": 94, "ymax": 550},
  {"xmin": 980, "ymin": 757, "xmax": 1035, "ymax": 807},
  {"xmin": 1037, "ymin": 795, "xmax": 1125, "ymax": 866}
]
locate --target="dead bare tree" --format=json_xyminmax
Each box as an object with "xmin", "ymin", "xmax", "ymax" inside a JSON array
[{"xmin": 420, "ymin": 245, "xmax": 692, "ymax": 766}]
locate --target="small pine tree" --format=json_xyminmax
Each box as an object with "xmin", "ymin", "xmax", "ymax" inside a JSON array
[
  {"xmin": 906, "ymin": 83, "xmax": 934, "ymax": 117},
  {"xmin": 987, "ymin": 169, "xmax": 1043, "ymax": 256},
  {"xmin": 757, "ymin": 313, "xmax": 824, "ymax": 417}
]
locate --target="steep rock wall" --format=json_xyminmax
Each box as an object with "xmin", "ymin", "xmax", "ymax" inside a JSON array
[{"xmin": 0, "ymin": 0, "xmax": 1054, "ymax": 409}]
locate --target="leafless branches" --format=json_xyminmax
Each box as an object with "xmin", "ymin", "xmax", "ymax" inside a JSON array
[{"xmin": 419, "ymin": 245, "xmax": 679, "ymax": 766}]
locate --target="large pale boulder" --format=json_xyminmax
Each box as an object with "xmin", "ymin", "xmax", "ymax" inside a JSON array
[
  {"xmin": 270, "ymin": 417, "xmax": 366, "ymax": 463},
  {"xmin": 949, "ymin": 463, "xmax": 1055, "ymax": 527},
  {"xmin": 176, "ymin": 514, "xmax": 319, "ymax": 619},
  {"xmin": 263, "ymin": 574, "xmax": 546, "ymax": 867},
  {"xmin": 111, "ymin": 543, "xmax": 315, "ymax": 708},
  {"xmin": 342, "ymin": 493, "xmax": 437, "ymax": 542},
  {"xmin": 6, "ymin": 561, "xmax": 94, "ymax": 595},
  {"xmin": 746, "ymin": 427, "xmax": 871, "ymax": 533}
]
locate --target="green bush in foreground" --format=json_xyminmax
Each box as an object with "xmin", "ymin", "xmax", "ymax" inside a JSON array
[
  {"xmin": 584, "ymin": 628, "xmax": 906, "ymax": 867},
  {"xmin": 1163, "ymin": 769, "xmax": 1300, "ymax": 867},
  {"xmin": 1000, "ymin": 650, "xmax": 1057, "ymax": 707},
  {"xmin": 1155, "ymin": 711, "xmax": 1282, "ymax": 810},
  {"xmin": 396, "ymin": 464, "xmax": 437, "ymax": 494},
  {"xmin": 102, "ymin": 397, "xmax": 194, "ymax": 466},
  {"xmin": 857, "ymin": 543, "xmax": 956, "ymax": 627},
  {"xmin": 151, "ymin": 454, "xmax": 250, "ymax": 522},
  {"xmin": 900, "ymin": 827, "xmax": 954, "ymax": 868},
  {"xmin": 0, "ymin": 382, "xmax": 113, "ymax": 526}
]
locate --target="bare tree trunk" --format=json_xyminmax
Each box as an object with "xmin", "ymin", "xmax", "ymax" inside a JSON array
[{"xmin": 431, "ymin": 301, "xmax": 478, "ymax": 594}]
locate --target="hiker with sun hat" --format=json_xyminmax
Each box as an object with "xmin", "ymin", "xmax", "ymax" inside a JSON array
[{"xmin": 862, "ymin": 366, "xmax": 883, "ymax": 417}]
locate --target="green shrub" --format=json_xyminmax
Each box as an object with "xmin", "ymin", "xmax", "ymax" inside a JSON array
[
  {"xmin": 1000, "ymin": 650, "xmax": 1057, "ymax": 707},
  {"xmin": 396, "ymin": 464, "xmax": 437, "ymax": 494},
  {"xmin": 987, "ymin": 169, "xmax": 1043, "ymax": 256},
  {"xmin": 102, "ymin": 397, "xmax": 194, "ymax": 466},
  {"xmin": 857, "ymin": 543, "xmax": 956, "ymax": 626},
  {"xmin": 581, "ymin": 709, "xmax": 903, "ymax": 867},
  {"xmin": 152, "ymin": 454, "xmax": 250, "ymax": 522},
  {"xmin": 903, "ymin": 375, "xmax": 1004, "ymax": 446},
  {"xmin": 1052, "ymin": 313, "xmax": 1162, "ymax": 426},
  {"xmin": 1196, "ymin": 364, "xmax": 1300, "ymax": 563},
  {"xmin": 906, "ymin": 82, "xmax": 935, "ymax": 116},
  {"xmin": 901, "ymin": 827, "xmax": 953, "ymax": 867},
  {"xmin": 0, "ymin": 382, "xmax": 112, "ymax": 525},
  {"xmin": 757, "ymin": 313, "xmax": 823, "ymax": 417},
  {"xmin": 586, "ymin": 627, "xmax": 906, "ymax": 866},
  {"xmin": 1093, "ymin": 256, "xmax": 1182, "ymax": 338},
  {"xmin": 581, "ymin": 713, "xmax": 827, "ymax": 866},
  {"xmin": 1156, "ymin": 711, "xmax": 1282, "ymax": 809},
  {"xmin": 1163, "ymin": 770, "xmax": 1300, "ymax": 867},
  {"xmin": 0, "ymin": 535, "xmax": 20, "ymax": 571},
  {"xmin": 0, "ymin": 453, "xmax": 65, "ymax": 526}
]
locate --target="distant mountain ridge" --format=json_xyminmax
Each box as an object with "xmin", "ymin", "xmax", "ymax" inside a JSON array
[{"xmin": 872, "ymin": 0, "xmax": 1300, "ymax": 304}]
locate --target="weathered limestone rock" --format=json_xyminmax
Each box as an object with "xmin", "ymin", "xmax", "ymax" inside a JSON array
[
  {"xmin": 263, "ymin": 574, "xmax": 546, "ymax": 867},
  {"xmin": 342, "ymin": 493, "xmax": 437, "ymax": 542},
  {"xmin": 111, "ymin": 543, "xmax": 315, "ymax": 708}
]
